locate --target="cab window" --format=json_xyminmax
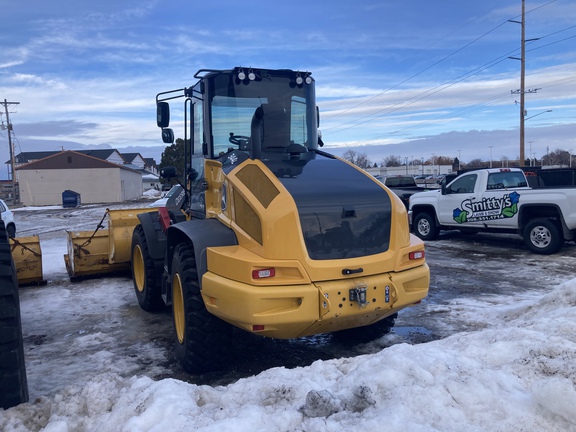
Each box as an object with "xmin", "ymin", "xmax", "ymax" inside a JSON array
[{"xmin": 448, "ymin": 174, "xmax": 477, "ymax": 194}]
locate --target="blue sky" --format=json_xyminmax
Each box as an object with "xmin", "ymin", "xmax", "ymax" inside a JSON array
[{"xmin": 1, "ymin": 0, "xmax": 575, "ymax": 179}]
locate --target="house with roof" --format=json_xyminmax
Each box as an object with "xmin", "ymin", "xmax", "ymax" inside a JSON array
[
  {"xmin": 16, "ymin": 150, "xmax": 143, "ymax": 206},
  {"xmin": 13, "ymin": 149, "xmax": 126, "ymax": 167},
  {"xmin": 9, "ymin": 149, "xmax": 161, "ymax": 197},
  {"xmin": 120, "ymin": 152, "xmax": 161, "ymax": 191}
]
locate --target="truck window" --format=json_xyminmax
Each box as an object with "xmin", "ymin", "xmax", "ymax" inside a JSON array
[
  {"xmin": 487, "ymin": 172, "xmax": 527, "ymax": 190},
  {"xmin": 448, "ymin": 174, "xmax": 477, "ymax": 194}
]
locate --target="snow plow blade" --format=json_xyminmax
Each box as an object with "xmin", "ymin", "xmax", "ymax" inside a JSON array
[
  {"xmin": 10, "ymin": 235, "xmax": 45, "ymax": 286},
  {"xmin": 64, "ymin": 207, "xmax": 153, "ymax": 280}
]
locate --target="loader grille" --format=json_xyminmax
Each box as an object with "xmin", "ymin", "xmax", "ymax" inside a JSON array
[
  {"xmin": 234, "ymin": 190, "xmax": 263, "ymax": 244},
  {"xmin": 236, "ymin": 164, "xmax": 279, "ymax": 208}
]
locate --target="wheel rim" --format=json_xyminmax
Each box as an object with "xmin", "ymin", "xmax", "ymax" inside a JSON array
[
  {"xmin": 173, "ymin": 273, "xmax": 185, "ymax": 344},
  {"xmin": 418, "ymin": 218, "xmax": 431, "ymax": 236},
  {"xmin": 530, "ymin": 226, "xmax": 552, "ymax": 248},
  {"xmin": 133, "ymin": 245, "xmax": 145, "ymax": 293}
]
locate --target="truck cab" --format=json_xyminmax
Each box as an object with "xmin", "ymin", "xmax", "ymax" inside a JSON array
[{"xmin": 437, "ymin": 169, "xmax": 529, "ymax": 229}]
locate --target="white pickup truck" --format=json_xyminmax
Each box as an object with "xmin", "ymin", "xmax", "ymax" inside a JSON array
[{"xmin": 409, "ymin": 168, "xmax": 576, "ymax": 254}]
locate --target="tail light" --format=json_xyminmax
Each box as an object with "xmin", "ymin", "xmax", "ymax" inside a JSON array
[
  {"xmin": 409, "ymin": 251, "xmax": 425, "ymax": 260},
  {"xmin": 252, "ymin": 268, "xmax": 276, "ymax": 279}
]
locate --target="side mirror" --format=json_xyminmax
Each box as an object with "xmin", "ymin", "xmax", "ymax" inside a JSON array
[
  {"xmin": 161, "ymin": 128, "xmax": 174, "ymax": 144},
  {"xmin": 441, "ymin": 184, "xmax": 448, "ymax": 195},
  {"xmin": 188, "ymin": 169, "xmax": 199, "ymax": 182},
  {"xmin": 157, "ymin": 102, "xmax": 170, "ymax": 128},
  {"xmin": 316, "ymin": 106, "xmax": 320, "ymax": 127},
  {"xmin": 160, "ymin": 166, "xmax": 178, "ymax": 180}
]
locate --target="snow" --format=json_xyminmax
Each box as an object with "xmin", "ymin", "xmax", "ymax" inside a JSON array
[{"xmin": 2, "ymin": 207, "xmax": 576, "ymax": 431}]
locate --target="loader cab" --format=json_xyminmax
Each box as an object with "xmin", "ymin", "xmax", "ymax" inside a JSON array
[{"xmin": 156, "ymin": 67, "xmax": 319, "ymax": 218}]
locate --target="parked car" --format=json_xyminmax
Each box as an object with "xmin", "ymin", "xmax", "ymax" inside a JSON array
[
  {"xmin": 0, "ymin": 199, "xmax": 16, "ymax": 238},
  {"xmin": 380, "ymin": 175, "xmax": 428, "ymax": 209}
]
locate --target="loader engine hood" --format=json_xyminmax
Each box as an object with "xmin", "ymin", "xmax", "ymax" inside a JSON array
[{"xmin": 267, "ymin": 153, "xmax": 392, "ymax": 260}]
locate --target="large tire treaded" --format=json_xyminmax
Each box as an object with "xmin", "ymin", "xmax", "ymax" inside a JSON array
[
  {"xmin": 131, "ymin": 225, "xmax": 164, "ymax": 312},
  {"xmin": 172, "ymin": 242, "xmax": 232, "ymax": 373},
  {"xmin": 0, "ymin": 220, "xmax": 29, "ymax": 409}
]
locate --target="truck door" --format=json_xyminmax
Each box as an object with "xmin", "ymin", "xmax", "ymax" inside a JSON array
[
  {"xmin": 437, "ymin": 173, "xmax": 484, "ymax": 228},
  {"xmin": 480, "ymin": 171, "xmax": 525, "ymax": 228}
]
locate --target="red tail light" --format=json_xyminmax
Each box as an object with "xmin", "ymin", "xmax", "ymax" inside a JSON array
[
  {"xmin": 409, "ymin": 251, "xmax": 425, "ymax": 260},
  {"xmin": 252, "ymin": 268, "xmax": 276, "ymax": 279}
]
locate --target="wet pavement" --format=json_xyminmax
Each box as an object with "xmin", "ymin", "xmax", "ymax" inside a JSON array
[{"xmin": 14, "ymin": 203, "xmax": 576, "ymax": 396}]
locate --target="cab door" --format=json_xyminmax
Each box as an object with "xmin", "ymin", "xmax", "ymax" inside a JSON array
[{"xmin": 437, "ymin": 173, "xmax": 483, "ymax": 228}]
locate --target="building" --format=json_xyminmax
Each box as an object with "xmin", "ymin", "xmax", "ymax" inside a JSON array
[
  {"xmin": 120, "ymin": 153, "xmax": 161, "ymax": 191},
  {"xmin": 16, "ymin": 150, "xmax": 143, "ymax": 206}
]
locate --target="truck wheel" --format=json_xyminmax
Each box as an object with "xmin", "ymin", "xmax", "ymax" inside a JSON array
[
  {"xmin": 413, "ymin": 212, "xmax": 439, "ymax": 241},
  {"xmin": 171, "ymin": 242, "xmax": 232, "ymax": 373},
  {"xmin": 131, "ymin": 225, "xmax": 165, "ymax": 312},
  {"xmin": 523, "ymin": 218, "xmax": 563, "ymax": 255},
  {"xmin": 0, "ymin": 220, "xmax": 29, "ymax": 409}
]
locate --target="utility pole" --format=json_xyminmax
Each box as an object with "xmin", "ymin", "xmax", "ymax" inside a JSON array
[
  {"xmin": 509, "ymin": 0, "xmax": 540, "ymax": 167},
  {"xmin": 1, "ymin": 99, "xmax": 20, "ymax": 204},
  {"xmin": 519, "ymin": 0, "xmax": 526, "ymax": 167}
]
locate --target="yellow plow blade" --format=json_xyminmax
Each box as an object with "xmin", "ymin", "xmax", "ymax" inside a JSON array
[
  {"xmin": 64, "ymin": 207, "xmax": 154, "ymax": 279},
  {"xmin": 10, "ymin": 236, "xmax": 45, "ymax": 286}
]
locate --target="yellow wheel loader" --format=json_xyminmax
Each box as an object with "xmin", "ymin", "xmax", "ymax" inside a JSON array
[{"xmin": 127, "ymin": 67, "xmax": 430, "ymax": 373}]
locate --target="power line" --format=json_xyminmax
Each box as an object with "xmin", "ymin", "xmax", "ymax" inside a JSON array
[{"xmin": 322, "ymin": 0, "xmax": 570, "ymax": 142}]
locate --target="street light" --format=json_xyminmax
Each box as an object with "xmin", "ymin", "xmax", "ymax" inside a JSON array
[
  {"xmin": 525, "ymin": 109, "xmax": 552, "ymax": 121},
  {"xmin": 489, "ymin": 146, "xmax": 493, "ymax": 168}
]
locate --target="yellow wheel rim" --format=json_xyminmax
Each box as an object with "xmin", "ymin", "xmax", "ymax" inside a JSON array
[
  {"xmin": 133, "ymin": 245, "xmax": 145, "ymax": 293},
  {"xmin": 173, "ymin": 273, "xmax": 185, "ymax": 344}
]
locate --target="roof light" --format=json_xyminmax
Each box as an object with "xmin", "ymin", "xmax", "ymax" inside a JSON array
[
  {"xmin": 238, "ymin": 69, "xmax": 246, "ymax": 80},
  {"xmin": 252, "ymin": 268, "xmax": 276, "ymax": 279},
  {"xmin": 409, "ymin": 251, "xmax": 425, "ymax": 260}
]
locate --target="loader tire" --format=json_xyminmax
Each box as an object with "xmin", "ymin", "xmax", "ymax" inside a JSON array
[
  {"xmin": 131, "ymin": 225, "xmax": 164, "ymax": 312},
  {"xmin": 171, "ymin": 242, "xmax": 232, "ymax": 373},
  {"xmin": 0, "ymin": 219, "xmax": 29, "ymax": 409}
]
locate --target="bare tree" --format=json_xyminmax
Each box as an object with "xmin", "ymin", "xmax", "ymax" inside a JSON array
[
  {"xmin": 430, "ymin": 155, "xmax": 454, "ymax": 166},
  {"xmin": 342, "ymin": 150, "xmax": 372, "ymax": 169},
  {"xmin": 383, "ymin": 155, "xmax": 402, "ymax": 167},
  {"xmin": 541, "ymin": 148, "xmax": 571, "ymax": 166},
  {"xmin": 467, "ymin": 158, "xmax": 487, "ymax": 168}
]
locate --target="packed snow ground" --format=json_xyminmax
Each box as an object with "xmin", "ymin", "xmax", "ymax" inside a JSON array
[
  {"xmin": 2, "ymin": 279, "xmax": 575, "ymax": 432},
  {"xmin": 1, "ymin": 195, "xmax": 576, "ymax": 431}
]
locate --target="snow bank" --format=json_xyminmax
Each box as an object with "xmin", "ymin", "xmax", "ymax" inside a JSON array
[{"xmin": 2, "ymin": 279, "xmax": 575, "ymax": 431}]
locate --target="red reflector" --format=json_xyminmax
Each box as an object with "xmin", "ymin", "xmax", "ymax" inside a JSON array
[
  {"xmin": 158, "ymin": 207, "xmax": 171, "ymax": 232},
  {"xmin": 252, "ymin": 268, "xmax": 276, "ymax": 279},
  {"xmin": 409, "ymin": 251, "xmax": 425, "ymax": 260},
  {"xmin": 253, "ymin": 325, "xmax": 265, "ymax": 331}
]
